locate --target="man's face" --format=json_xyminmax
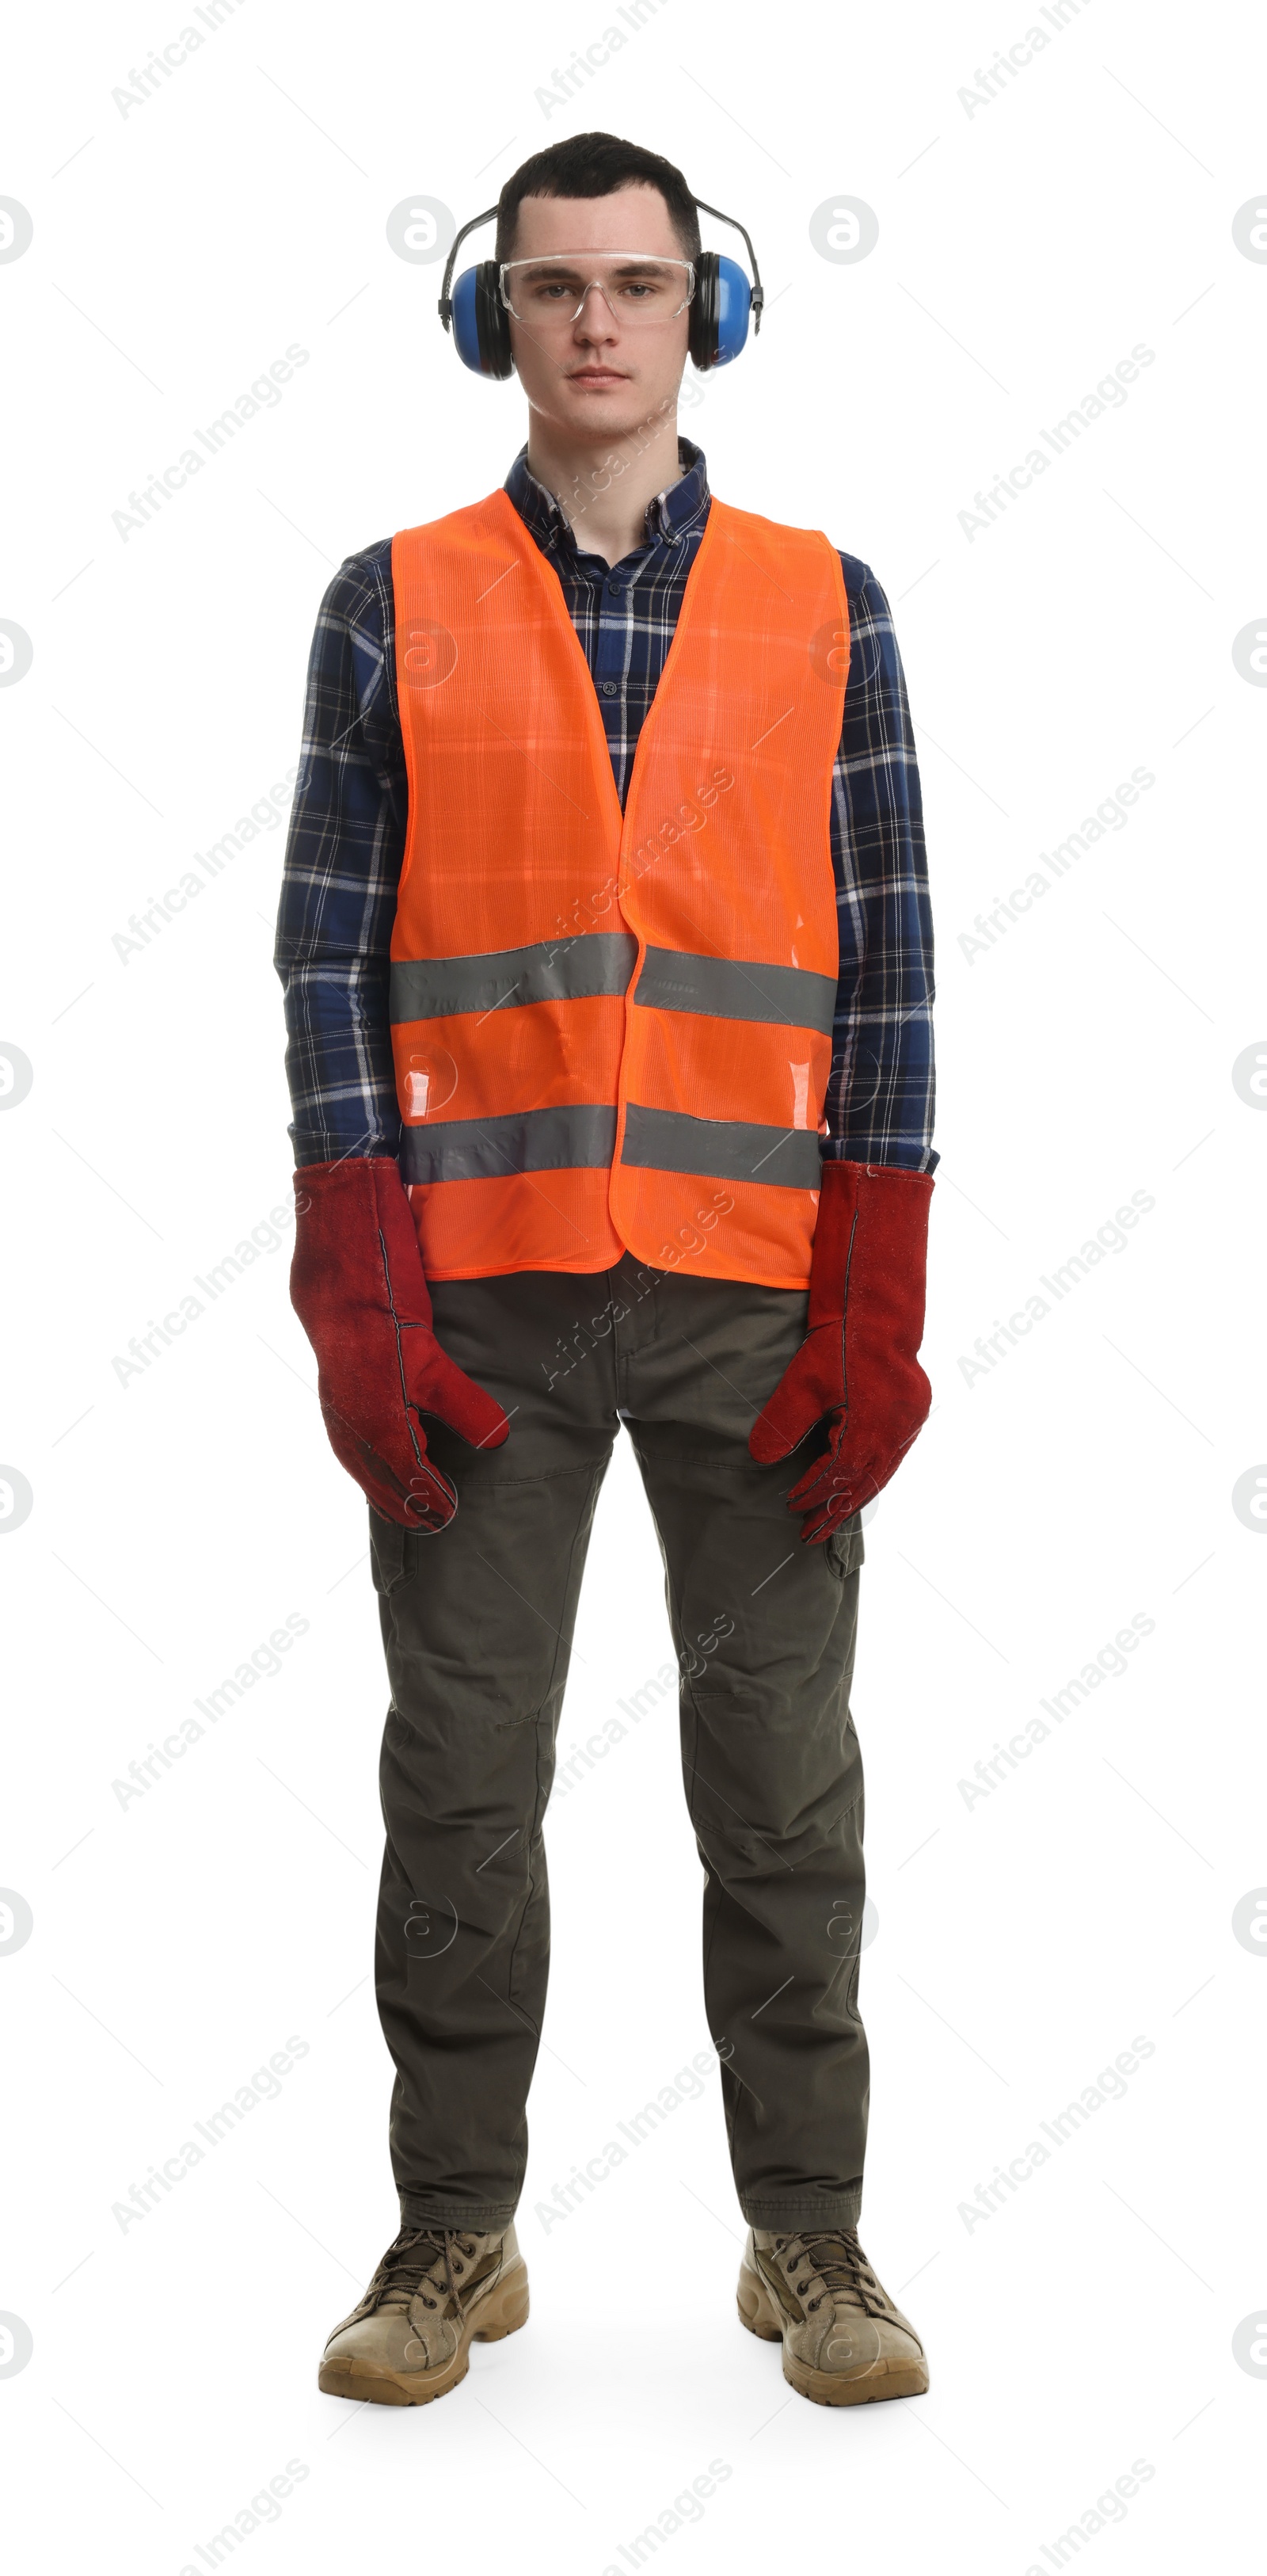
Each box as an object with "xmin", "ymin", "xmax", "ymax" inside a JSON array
[{"xmin": 504, "ymin": 185, "xmax": 692, "ymax": 447}]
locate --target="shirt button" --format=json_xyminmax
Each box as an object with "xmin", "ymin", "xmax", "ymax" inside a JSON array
[
  {"xmin": 601, "ymin": 682, "xmax": 618, "ymax": 697},
  {"xmin": 607, "ymin": 581, "xmax": 624, "ymax": 596}
]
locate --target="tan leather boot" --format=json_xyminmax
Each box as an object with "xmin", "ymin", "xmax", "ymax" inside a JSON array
[
  {"xmin": 738, "ymin": 2226, "xmax": 928, "ymax": 2406},
  {"xmin": 319, "ymin": 2222, "xmax": 528, "ymax": 2405}
]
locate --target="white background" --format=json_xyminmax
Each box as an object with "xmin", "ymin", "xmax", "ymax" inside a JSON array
[{"xmin": 2, "ymin": 0, "xmax": 1265, "ymax": 2567}]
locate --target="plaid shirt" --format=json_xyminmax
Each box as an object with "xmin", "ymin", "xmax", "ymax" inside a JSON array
[{"xmin": 274, "ymin": 439, "xmax": 937, "ymax": 1178}]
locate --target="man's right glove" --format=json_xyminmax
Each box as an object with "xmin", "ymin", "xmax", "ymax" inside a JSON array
[
  {"xmin": 290, "ymin": 1157, "xmax": 508, "ymax": 1531},
  {"xmin": 748, "ymin": 1159, "xmax": 933, "ymax": 1542}
]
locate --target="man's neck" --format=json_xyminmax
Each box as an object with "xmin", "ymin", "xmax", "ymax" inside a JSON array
[{"xmin": 524, "ymin": 408, "xmax": 684, "ymax": 567}]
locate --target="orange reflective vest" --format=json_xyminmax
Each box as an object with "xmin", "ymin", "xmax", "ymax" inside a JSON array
[{"xmin": 390, "ymin": 490, "xmax": 848, "ymax": 1289}]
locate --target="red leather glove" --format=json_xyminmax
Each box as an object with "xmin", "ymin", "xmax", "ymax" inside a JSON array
[
  {"xmin": 748, "ymin": 1160, "xmax": 934, "ymax": 1543},
  {"xmin": 290, "ymin": 1157, "xmax": 508, "ymax": 1531}
]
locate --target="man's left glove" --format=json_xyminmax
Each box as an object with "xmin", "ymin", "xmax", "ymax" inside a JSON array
[
  {"xmin": 748, "ymin": 1160, "xmax": 934, "ymax": 1544},
  {"xmin": 290, "ymin": 1157, "xmax": 509, "ymax": 1531}
]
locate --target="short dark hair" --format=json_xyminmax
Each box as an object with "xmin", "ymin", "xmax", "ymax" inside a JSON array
[{"xmin": 495, "ymin": 132, "xmax": 701, "ymax": 266}]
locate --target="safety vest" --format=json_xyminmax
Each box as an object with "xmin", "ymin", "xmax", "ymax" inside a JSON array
[{"xmin": 390, "ymin": 489, "xmax": 848, "ymax": 1289}]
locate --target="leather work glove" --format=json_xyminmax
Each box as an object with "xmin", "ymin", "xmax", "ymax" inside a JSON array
[
  {"xmin": 748, "ymin": 1160, "xmax": 934, "ymax": 1545},
  {"xmin": 290, "ymin": 1157, "xmax": 508, "ymax": 1531}
]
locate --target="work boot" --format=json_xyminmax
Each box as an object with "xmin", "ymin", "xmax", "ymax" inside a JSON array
[
  {"xmin": 318, "ymin": 2222, "xmax": 528, "ymax": 2405},
  {"xmin": 737, "ymin": 2225, "xmax": 928, "ymax": 2406}
]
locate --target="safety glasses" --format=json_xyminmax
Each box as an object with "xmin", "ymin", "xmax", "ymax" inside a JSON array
[{"xmin": 498, "ymin": 253, "xmax": 696, "ymax": 327}]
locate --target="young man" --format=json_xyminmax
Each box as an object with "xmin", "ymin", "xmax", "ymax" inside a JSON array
[{"xmin": 276, "ymin": 132, "xmax": 937, "ymax": 2411}]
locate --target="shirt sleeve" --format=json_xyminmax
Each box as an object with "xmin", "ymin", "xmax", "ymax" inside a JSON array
[
  {"xmin": 272, "ymin": 539, "xmax": 406, "ymax": 1167},
  {"xmin": 823, "ymin": 555, "xmax": 938, "ymax": 1174}
]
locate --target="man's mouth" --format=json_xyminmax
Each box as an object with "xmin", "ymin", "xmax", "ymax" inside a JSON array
[{"xmin": 566, "ymin": 366, "xmax": 629, "ymax": 387}]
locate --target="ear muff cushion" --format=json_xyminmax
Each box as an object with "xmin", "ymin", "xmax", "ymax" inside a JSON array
[
  {"xmin": 688, "ymin": 251, "xmax": 720, "ymax": 371},
  {"xmin": 688, "ymin": 251, "xmax": 751, "ymax": 369},
  {"xmin": 451, "ymin": 262, "xmax": 513, "ymax": 377}
]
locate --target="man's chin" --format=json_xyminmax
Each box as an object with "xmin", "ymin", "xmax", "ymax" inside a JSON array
[
  {"xmin": 562, "ymin": 380, "xmax": 637, "ymax": 409},
  {"xmin": 555, "ymin": 388, "xmax": 665, "ymax": 440}
]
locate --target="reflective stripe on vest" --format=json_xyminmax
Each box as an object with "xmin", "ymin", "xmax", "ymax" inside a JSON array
[{"xmin": 390, "ymin": 490, "xmax": 847, "ymax": 1286}]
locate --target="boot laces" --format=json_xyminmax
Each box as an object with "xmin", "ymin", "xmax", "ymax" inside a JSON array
[
  {"xmin": 774, "ymin": 2228, "xmax": 884, "ymax": 2318},
  {"xmin": 369, "ymin": 2227, "xmax": 479, "ymax": 2315}
]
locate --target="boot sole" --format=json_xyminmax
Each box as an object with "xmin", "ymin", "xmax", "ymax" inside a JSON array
[
  {"xmin": 318, "ymin": 2263, "xmax": 530, "ymax": 2406},
  {"xmin": 736, "ymin": 2262, "xmax": 928, "ymax": 2407}
]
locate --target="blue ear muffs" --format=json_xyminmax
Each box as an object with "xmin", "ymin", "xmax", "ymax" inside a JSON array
[
  {"xmin": 451, "ymin": 260, "xmax": 514, "ymax": 379},
  {"xmin": 439, "ymin": 196, "xmax": 763, "ymax": 379},
  {"xmin": 688, "ymin": 251, "xmax": 751, "ymax": 369},
  {"xmin": 712, "ymin": 252, "xmax": 754, "ymax": 363}
]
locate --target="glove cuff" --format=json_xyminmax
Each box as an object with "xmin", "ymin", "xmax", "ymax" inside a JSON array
[
  {"xmin": 291, "ymin": 1155, "xmax": 432, "ymax": 1332},
  {"xmin": 809, "ymin": 1160, "xmax": 934, "ymax": 1329}
]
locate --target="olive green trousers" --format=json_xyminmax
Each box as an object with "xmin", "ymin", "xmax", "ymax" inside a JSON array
[{"xmin": 371, "ymin": 1252, "xmax": 869, "ymax": 2234}]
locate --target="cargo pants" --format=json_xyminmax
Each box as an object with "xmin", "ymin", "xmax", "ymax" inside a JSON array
[{"xmin": 371, "ymin": 1251, "xmax": 869, "ymax": 2235}]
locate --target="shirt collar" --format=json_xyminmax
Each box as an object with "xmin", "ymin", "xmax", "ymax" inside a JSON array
[{"xmin": 504, "ymin": 436, "xmax": 710, "ymax": 558}]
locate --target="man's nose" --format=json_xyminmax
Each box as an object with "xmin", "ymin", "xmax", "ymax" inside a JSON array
[{"xmin": 573, "ymin": 283, "xmax": 618, "ymax": 338}]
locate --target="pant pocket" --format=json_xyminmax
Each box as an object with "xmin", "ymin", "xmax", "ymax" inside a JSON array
[
  {"xmin": 369, "ymin": 1507, "xmax": 413, "ymax": 1595},
  {"xmin": 825, "ymin": 1518, "xmax": 866, "ymax": 1581}
]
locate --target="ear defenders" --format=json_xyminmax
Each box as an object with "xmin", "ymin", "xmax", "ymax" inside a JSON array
[{"xmin": 437, "ymin": 196, "xmax": 763, "ymax": 379}]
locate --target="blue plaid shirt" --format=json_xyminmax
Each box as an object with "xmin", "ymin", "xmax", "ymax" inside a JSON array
[{"xmin": 274, "ymin": 440, "xmax": 937, "ymax": 1179}]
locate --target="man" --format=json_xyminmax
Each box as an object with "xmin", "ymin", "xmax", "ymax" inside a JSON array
[{"xmin": 275, "ymin": 131, "xmax": 937, "ymax": 2411}]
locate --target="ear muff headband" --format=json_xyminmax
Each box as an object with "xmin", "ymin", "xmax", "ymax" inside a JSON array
[{"xmin": 438, "ymin": 195, "xmax": 763, "ymax": 379}]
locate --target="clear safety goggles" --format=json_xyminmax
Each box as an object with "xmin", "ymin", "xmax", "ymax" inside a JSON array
[{"xmin": 499, "ymin": 253, "xmax": 696, "ymax": 327}]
